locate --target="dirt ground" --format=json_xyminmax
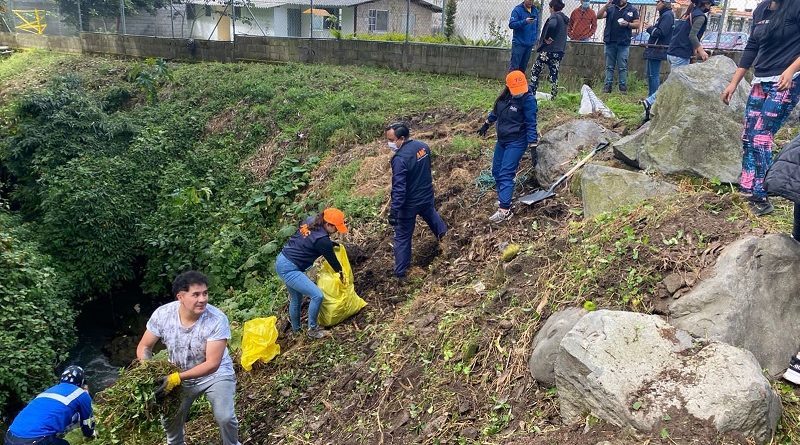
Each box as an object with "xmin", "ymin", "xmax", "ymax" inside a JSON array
[{"xmin": 185, "ymin": 109, "xmax": 779, "ymax": 445}]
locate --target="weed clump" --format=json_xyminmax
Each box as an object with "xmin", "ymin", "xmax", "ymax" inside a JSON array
[{"xmin": 94, "ymin": 359, "xmax": 181, "ymax": 444}]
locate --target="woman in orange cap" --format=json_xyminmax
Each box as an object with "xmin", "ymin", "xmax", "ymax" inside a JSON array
[
  {"xmin": 476, "ymin": 70, "xmax": 539, "ymax": 223},
  {"xmin": 275, "ymin": 208, "xmax": 348, "ymax": 339}
]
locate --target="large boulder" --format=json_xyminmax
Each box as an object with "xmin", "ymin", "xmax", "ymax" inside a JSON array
[
  {"xmin": 535, "ymin": 120, "xmax": 620, "ymax": 186},
  {"xmin": 556, "ymin": 310, "xmax": 781, "ymax": 444},
  {"xmin": 528, "ymin": 307, "xmax": 587, "ymax": 386},
  {"xmin": 670, "ymin": 234, "xmax": 800, "ymax": 375},
  {"xmin": 579, "ymin": 164, "xmax": 677, "ymax": 218},
  {"xmin": 613, "ymin": 56, "xmax": 750, "ymax": 183}
]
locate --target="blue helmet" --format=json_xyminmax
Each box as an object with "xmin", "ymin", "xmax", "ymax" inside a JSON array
[{"xmin": 60, "ymin": 365, "xmax": 86, "ymax": 387}]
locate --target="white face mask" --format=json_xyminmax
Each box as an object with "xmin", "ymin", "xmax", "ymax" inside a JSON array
[{"xmin": 388, "ymin": 141, "xmax": 399, "ymax": 151}]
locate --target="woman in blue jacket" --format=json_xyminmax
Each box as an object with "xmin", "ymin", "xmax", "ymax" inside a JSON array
[
  {"xmin": 642, "ymin": 0, "xmax": 675, "ymax": 97},
  {"xmin": 276, "ymin": 208, "xmax": 348, "ymax": 339},
  {"xmin": 722, "ymin": 0, "xmax": 800, "ymax": 216},
  {"xmin": 476, "ymin": 70, "xmax": 539, "ymax": 223}
]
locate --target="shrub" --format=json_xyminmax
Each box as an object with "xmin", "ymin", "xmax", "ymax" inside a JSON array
[{"xmin": 0, "ymin": 211, "xmax": 75, "ymax": 412}]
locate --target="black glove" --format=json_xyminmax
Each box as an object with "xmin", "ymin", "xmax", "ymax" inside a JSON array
[
  {"xmin": 154, "ymin": 377, "xmax": 168, "ymax": 401},
  {"xmin": 388, "ymin": 211, "xmax": 398, "ymax": 227},
  {"xmin": 477, "ymin": 122, "xmax": 491, "ymax": 137},
  {"xmin": 528, "ymin": 142, "xmax": 539, "ymax": 167}
]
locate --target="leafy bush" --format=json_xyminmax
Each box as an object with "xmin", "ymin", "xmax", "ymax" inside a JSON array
[{"xmin": 0, "ymin": 211, "xmax": 75, "ymax": 411}]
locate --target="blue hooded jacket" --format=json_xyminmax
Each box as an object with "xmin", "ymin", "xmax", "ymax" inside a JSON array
[
  {"xmin": 509, "ymin": 3, "xmax": 540, "ymax": 46},
  {"xmin": 488, "ymin": 87, "xmax": 539, "ymax": 144}
]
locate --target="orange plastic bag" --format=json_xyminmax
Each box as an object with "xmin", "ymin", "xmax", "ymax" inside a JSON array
[
  {"xmin": 240, "ymin": 316, "xmax": 280, "ymax": 371},
  {"xmin": 316, "ymin": 245, "xmax": 367, "ymax": 327}
]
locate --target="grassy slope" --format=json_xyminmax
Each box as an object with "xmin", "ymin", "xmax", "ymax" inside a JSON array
[{"xmin": 3, "ymin": 51, "xmax": 799, "ymax": 444}]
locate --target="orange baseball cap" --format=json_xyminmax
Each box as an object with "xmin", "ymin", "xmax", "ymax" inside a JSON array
[
  {"xmin": 506, "ymin": 70, "xmax": 529, "ymax": 96},
  {"xmin": 323, "ymin": 208, "xmax": 348, "ymax": 234}
]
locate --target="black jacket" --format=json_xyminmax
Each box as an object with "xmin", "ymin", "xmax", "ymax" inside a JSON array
[
  {"xmin": 739, "ymin": 0, "xmax": 800, "ymax": 78},
  {"xmin": 765, "ymin": 136, "xmax": 800, "ymax": 203},
  {"xmin": 538, "ymin": 11, "xmax": 569, "ymax": 53},
  {"xmin": 644, "ymin": 8, "xmax": 674, "ymax": 61},
  {"xmin": 390, "ymin": 139, "xmax": 435, "ymax": 216}
]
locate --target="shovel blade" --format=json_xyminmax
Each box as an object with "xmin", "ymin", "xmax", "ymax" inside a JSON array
[{"xmin": 519, "ymin": 189, "xmax": 556, "ymax": 205}]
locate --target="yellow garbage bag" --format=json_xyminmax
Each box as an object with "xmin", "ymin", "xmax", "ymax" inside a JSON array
[
  {"xmin": 317, "ymin": 245, "xmax": 367, "ymax": 327},
  {"xmin": 240, "ymin": 316, "xmax": 280, "ymax": 372}
]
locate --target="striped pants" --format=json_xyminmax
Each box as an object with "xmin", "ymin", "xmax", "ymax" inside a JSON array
[{"xmin": 740, "ymin": 81, "xmax": 800, "ymax": 199}]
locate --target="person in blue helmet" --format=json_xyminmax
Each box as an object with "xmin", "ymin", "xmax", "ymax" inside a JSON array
[
  {"xmin": 508, "ymin": 0, "xmax": 540, "ymax": 72},
  {"xmin": 476, "ymin": 70, "xmax": 539, "ymax": 223},
  {"xmin": 386, "ymin": 122, "xmax": 448, "ymax": 281},
  {"xmin": 641, "ymin": 0, "xmax": 714, "ymax": 120},
  {"xmin": 4, "ymin": 366, "xmax": 95, "ymax": 445}
]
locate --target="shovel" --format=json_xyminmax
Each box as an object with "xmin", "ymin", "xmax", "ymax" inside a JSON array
[{"xmin": 519, "ymin": 141, "xmax": 611, "ymax": 206}]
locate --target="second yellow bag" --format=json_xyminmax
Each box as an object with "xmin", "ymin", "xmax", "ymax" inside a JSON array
[
  {"xmin": 316, "ymin": 245, "xmax": 367, "ymax": 327},
  {"xmin": 240, "ymin": 316, "xmax": 280, "ymax": 371}
]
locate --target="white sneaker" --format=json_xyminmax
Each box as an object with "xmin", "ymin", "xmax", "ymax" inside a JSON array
[
  {"xmin": 489, "ymin": 208, "xmax": 512, "ymax": 223},
  {"xmin": 784, "ymin": 355, "xmax": 800, "ymax": 384}
]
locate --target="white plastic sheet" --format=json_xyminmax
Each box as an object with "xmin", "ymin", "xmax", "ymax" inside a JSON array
[{"xmin": 579, "ymin": 84, "xmax": 615, "ymax": 118}]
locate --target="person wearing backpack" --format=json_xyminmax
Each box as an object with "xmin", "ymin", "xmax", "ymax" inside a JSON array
[
  {"xmin": 531, "ymin": 0, "xmax": 570, "ymax": 99},
  {"xmin": 640, "ymin": 0, "xmax": 714, "ymax": 121},
  {"xmin": 642, "ymin": 0, "xmax": 675, "ymax": 97},
  {"xmin": 722, "ymin": 0, "xmax": 800, "ymax": 216},
  {"xmin": 476, "ymin": 70, "xmax": 539, "ymax": 223}
]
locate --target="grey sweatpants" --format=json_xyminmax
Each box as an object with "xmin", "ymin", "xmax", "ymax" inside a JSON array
[{"xmin": 163, "ymin": 374, "xmax": 240, "ymax": 445}]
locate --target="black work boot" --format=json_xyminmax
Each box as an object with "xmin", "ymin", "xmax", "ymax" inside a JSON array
[{"xmin": 748, "ymin": 196, "xmax": 774, "ymax": 216}]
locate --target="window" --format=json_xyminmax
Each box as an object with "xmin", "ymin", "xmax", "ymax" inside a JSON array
[
  {"xmin": 234, "ymin": 6, "xmax": 242, "ymax": 18},
  {"xmin": 313, "ymin": 15, "xmax": 324, "ymax": 30},
  {"xmin": 204, "ymin": 5, "xmax": 213, "ymax": 16},
  {"xmin": 186, "ymin": 4, "xmax": 197, "ymax": 20},
  {"xmin": 368, "ymin": 9, "xmax": 389, "ymax": 33}
]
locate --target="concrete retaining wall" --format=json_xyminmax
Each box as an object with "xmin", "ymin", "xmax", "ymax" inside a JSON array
[{"xmin": 0, "ymin": 32, "xmax": 743, "ymax": 81}]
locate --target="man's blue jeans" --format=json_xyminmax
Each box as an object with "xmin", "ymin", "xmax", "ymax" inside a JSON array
[
  {"xmin": 604, "ymin": 42, "xmax": 631, "ymax": 89},
  {"xmin": 4, "ymin": 433, "xmax": 69, "ymax": 445},
  {"xmin": 393, "ymin": 204, "xmax": 448, "ymax": 278},
  {"xmin": 645, "ymin": 55, "xmax": 690, "ymax": 106},
  {"xmin": 492, "ymin": 139, "xmax": 527, "ymax": 210},
  {"xmin": 275, "ymin": 252, "xmax": 324, "ymax": 331},
  {"xmin": 646, "ymin": 58, "xmax": 662, "ymax": 97},
  {"xmin": 509, "ymin": 43, "xmax": 534, "ymax": 72}
]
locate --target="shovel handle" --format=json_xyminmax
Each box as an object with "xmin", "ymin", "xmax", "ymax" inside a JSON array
[{"xmin": 548, "ymin": 142, "xmax": 611, "ymax": 191}]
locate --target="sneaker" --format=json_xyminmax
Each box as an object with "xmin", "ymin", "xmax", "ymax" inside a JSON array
[
  {"xmin": 602, "ymin": 84, "xmax": 612, "ymax": 94},
  {"xmin": 489, "ymin": 208, "xmax": 513, "ymax": 223},
  {"xmin": 306, "ymin": 328, "xmax": 328, "ymax": 339},
  {"xmin": 784, "ymin": 355, "xmax": 800, "ymax": 384},
  {"xmin": 640, "ymin": 99, "xmax": 651, "ymax": 123},
  {"xmin": 619, "ymin": 85, "xmax": 628, "ymax": 94},
  {"xmin": 748, "ymin": 197, "xmax": 774, "ymax": 216}
]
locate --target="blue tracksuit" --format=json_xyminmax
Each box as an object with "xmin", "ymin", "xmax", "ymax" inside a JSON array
[
  {"xmin": 390, "ymin": 139, "xmax": 447, "ymax": 278},
  {"xmin": 6, "ymin": 383, "xmax": 95, "ymax": 444},
  {"xmin": 487, "ymin": 88, "xmax": 539, "ymax": 209},
  {"xmin": 508, "ymin": 3, "xmax": 540, "ymax": 72}
]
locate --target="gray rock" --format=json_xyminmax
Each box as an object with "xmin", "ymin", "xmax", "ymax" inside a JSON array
[
  {"xmin": 535, "ymin": 120, "xmax": 620, "ymax": 186},
  {"xmin": 614, "ymin": 56, "xmax": 750, "ymax": 183},
  {"xmin": 556, "ymin": 310, "xmax": 781, "ymax": 444},
  {"xmin": 579, "ymin": 164, "xmax": 677, "ymax": 218},
  {"xmin": 612, "ymin": 121, "xmax": 649, "ymax": 169},
  {"xmin": 670, "ymin": 234, "xmax": 800, "ymax": 375},
  {"xmin": 529, "ymin": 307, "xmax": 587, "ymax": 386},
  {"xmin": 662, "ymin": 273, "xmax": 685, "ymax": 295}
]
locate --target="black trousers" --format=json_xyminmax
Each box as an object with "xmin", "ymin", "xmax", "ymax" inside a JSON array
[
  {"xmin": 4, "ymin": 432, "xmax": 69, "ymax": 445},
  {"xmin": 794, "ymin": 203, "xmax": 800, "ymax": 241}
]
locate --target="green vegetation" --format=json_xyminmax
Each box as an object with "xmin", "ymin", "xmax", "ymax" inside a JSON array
[{"xmin": 0, "ymin": 210, "xmax": 75, "ymax": 410}]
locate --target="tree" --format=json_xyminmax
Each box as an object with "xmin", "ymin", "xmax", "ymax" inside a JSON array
[
  {"xmin": 443, "ymin": 0, "xmax": 457, "ymax": 40},
  {"xmin": 56, "ymin": 0, "xmax": 168, "ymax": 33}
]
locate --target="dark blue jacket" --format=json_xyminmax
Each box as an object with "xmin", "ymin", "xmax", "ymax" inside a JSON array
[
  {"xmin": 739, "ymin": 0, "xmax": 800, "ymax": 78},
  {"xmin": 488, "ymin": 87, "xmax": 539, "ymax": 144},
  {"xmin": 668, "ymin": 8, "xmax": 707, "ymax": 59},
  {"xmin": 8, "ymin": 383, "xmax": 95, "ymax": 439},
  {"xmin": 281, "ymin": 216, "xmax": 342, "ymax": 272},
  {"xmin": 390, "ymin": 139, "xmax": 435, "ymax": 217},
  {"xmin": 538, "ymin": 11, "xmax": 569, "ymax": 53},
  {"xmin": 509, "ymin": 3, "xmax": 540, "ymax": 46},
  {"xmin": 643, "ymin": 8, "xmax": 674, "ymax": 60},
  {"xmin": 765, "ymin": 135, "xmax": 800, "ymax": 202},
  {"xmin": 603, "ymin": 2, "xmax": 639, "ymax": 43}
]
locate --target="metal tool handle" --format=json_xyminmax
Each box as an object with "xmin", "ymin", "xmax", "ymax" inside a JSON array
[{"xmin": 547, "ymin": 142, "xmax": 611, "ymax": 192}]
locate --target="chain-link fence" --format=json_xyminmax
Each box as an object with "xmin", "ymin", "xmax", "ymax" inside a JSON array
[{"xmin": 0, "ymin": 0, "xmax": 751, "ymax": 49}]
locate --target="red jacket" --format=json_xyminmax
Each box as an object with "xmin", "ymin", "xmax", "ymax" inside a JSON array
[{"xmin": 568, "ymin": 7, "xmax": 598, "ymax": 40}]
